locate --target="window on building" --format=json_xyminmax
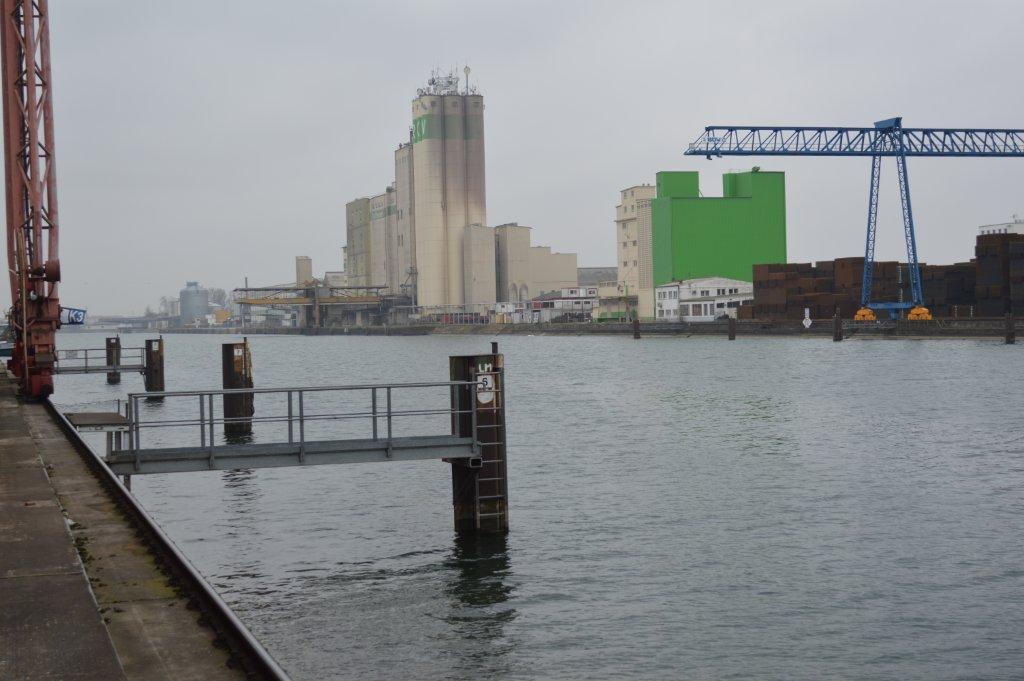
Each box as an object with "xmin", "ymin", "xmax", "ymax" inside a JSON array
[
  {"xmin": 657, "ymin": 309, "xmax": 663, "ymax": 317},
  {"xmin": 716, "ymin": 302, "xmax": 725, "ymax": 308},
  {"xmin": 631, "ymin": 240, "xmax": 637, "ymax": 246},
  {"xmin": 692, "ymin": 304, "xmax": 701, "ymax": 315},
  {"xmin": 701, "ymin": 290, "xmax": 709, "ymax": 297},
  {"xmin": 632, "ymin": 260, "xmax": 637, "ymax": 266}
]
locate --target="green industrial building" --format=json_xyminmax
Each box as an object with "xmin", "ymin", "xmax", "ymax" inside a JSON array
[{"xmin": 651, "ymin": 168, "xmax": 786, "ymax": 285}]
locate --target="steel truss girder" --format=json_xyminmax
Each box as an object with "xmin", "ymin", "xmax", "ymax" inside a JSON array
[{"xmin": 687, "ymin": 125, "xmax": 1024, "ymax": 157}]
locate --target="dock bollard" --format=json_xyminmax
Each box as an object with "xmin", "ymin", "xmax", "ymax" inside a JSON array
[
  {"xmin": 143, "ymin": 338, "xmax": 165, "ymax": 396},
  {"xmin": 105, "ymin": 336, "xmax": 121, "ymax": 384},
  {"xmin": 728, "ymin": 317, "xmax": 736, "ymax": 340},
  {"xmin": 833, "ymin": 311, "xmax": 843, "ymax": 342},
  {"xmin": 1007, "ymin": 313, "xmax": 1016, "ymax": 345},
  {"xmin": 222, "ymin": 339, "xmax": 254, "ymax": 436}
]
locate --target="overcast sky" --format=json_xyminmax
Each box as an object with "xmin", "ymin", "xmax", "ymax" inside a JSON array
[{"xmin": 18, "ymin": 0, "xmax": 1024, "ymax": 314}]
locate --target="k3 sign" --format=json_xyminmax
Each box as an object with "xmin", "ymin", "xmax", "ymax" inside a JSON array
[{"xmin": 60, "ymin": 307, "xmax": 87, "ymax": 325}]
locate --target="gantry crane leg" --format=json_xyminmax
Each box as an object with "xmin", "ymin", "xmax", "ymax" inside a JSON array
[
  {"xmin": 855, "ymin": 155, "xmax": 882, "ymax": 320},
  {"xmin": 895, "ymin": 153, "xmax": 931, "ymax": 319}
]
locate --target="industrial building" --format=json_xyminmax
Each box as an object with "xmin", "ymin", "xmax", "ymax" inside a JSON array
[
  {"xmin": 464, "ymin": 224, "xmax": 497, "ymax": 309},
  {"xmin": 591, "ymin": 281, "xmax": 638, "ymax": 322},
  {"xmin": 344, "ymin": 198, "xmax": 372, "ymax": 287},
  {"xmin": 651, "ymin": 169, "xmax": 786, "ymax": 286},
  {"xmin": 578, "ymin": 266, "xmax": 617, "ymax": 287},
  {"xmin": 345, "ymin": 69, "xmax": 489, "ymax": 308},
  {"xmin": 494, "ymin": 287, "xmax": 597, "ymax": 324},
  {"xmin": 295, "ymin": 256, "xmax": 313, "ymax": 286},
  {"xmin": 615, "ymin": 185, "xmax": 657, "ymax": 299},
  {"xmin": 655, "ymin": 278, "xmax": 753, "ymax": 321},
  {"xmin": 410, "ymin": 70, "xmax": 487, "ymax": 308},
  {"xmin": 368, "ymin": 190, "xmax": 395, "ymax": 291},
  {"xmin": 341, "ymin": 69, "xmax": 579, "ymax": 316},
  {"xmin": 494, "ymin": 222, "xmax": 578, "ymax": 302},
  {"xmin": 178, "ymin": 281, "xmax": 209, "ymax": 326}
]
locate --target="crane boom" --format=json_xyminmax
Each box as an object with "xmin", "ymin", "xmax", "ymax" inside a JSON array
[
  {"xmin": 2, "ymin": 0, "xmax": 60, "ymax": 398},
  {"xmin": 685, "ymin": 117, "xmax": 1024, "ymax": 318},
  {"xmin": 687, "ymin": 122, "xmax": 1024, "ymax": 158}
]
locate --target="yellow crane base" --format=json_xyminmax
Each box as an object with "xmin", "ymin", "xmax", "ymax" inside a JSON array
[
  {"xmin": 854, "ymin": 307, "xmax": 876, "ymax": 321},
  {"xmin": 907, "ymin": 306, "xmax": 933, "ymax": 320}
]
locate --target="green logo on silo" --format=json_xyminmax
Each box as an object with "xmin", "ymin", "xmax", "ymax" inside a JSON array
[
  {"xmin": 413, "ymin": 115, "xmax": 435, "ymax": 143},
  {"xmin": 412, "ymin": 113, "xmax": 480, "ymax": 143}
]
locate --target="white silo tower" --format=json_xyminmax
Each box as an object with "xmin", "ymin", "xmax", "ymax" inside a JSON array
[{"xmin": 410, "ymin": 68, "xmax": 487, "ymax": 309}]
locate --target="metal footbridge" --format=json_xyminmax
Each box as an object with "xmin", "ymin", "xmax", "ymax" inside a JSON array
[
  {"xmin": 105, "ymin": 380, "xmax": 485, "ymax": 476},
  {"xmin": 75, "ymin": 349, "xmax": 512, "ymax": 535},
  {"xmin": 54, "ymin": 345, "xmax": 146, "ymax": 374}
]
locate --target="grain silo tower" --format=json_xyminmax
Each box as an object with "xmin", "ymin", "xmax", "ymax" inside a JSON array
[
  {"xmin": 179, "ymin": 281, "xmax": 209, "ymax": 326},
  {"xmin": 410, "ymin": 67, "xmax": 487, "ymax": 309}
]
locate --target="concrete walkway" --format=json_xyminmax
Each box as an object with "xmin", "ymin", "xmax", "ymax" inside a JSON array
[{"xmin": 0, "ymin": 374, "xmax": 244, "ymax": 680}]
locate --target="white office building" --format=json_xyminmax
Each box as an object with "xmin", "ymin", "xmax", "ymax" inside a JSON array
[{"xmin": 655, "ymin": 277, "xmax": 753, "ymax": 321}]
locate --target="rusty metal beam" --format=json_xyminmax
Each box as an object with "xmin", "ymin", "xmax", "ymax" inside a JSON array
[{"xmin": 2, "ymin": 0, "xmax": 60, "ymax": 398}]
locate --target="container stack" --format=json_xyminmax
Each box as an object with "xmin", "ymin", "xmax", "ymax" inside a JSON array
[
  {"xmin": 1011, "ymin": 241, "xmax": 1024, "ymax": 315},
  {"xmin": 921, "ymin": 262, "xmax": 976, "ymax": 317},
  {"xmin": 753, "ymin": 258, "xmax": 908, "ymax": 319},
  {"xmin": 750, "ymin": 233, "xmax": 1023, "ymax": 319},
  {"xmin": 975, "ymin": 234, "xmax": 1024, "ymax": 317}
]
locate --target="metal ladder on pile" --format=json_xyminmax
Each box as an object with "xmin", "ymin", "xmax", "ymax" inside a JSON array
[{"xmin": 472, "ymin": 367, "xmax": 508, "ymax": 532}]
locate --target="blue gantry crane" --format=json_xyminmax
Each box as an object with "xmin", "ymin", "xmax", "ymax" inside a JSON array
[{"xmin": 685, "ymin": 117, "xmax": 1024, "ymax": 319}]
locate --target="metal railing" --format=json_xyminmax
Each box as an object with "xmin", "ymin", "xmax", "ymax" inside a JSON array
[
  {"xmin": 119, "ymin": 380, "xmax": 486, "ymax": 470},
  {"xmin": 55, "ymin": 346, "xmax": 146, "ymax": 373}
]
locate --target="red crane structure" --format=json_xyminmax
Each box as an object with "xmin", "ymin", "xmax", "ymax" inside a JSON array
[{"xmin": 2, "ymin": 0, "xmax": 60, "ymax": 398}]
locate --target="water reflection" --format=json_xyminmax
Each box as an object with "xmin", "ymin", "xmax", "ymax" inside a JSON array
[
  {"xmin": 441, "ymin": 533, "xmax": 517, "ymax": 677},
  {"xmin": 220, "ymin": 469, "xmax": 265, "ymax": 580},
  {"xmin": 223, "ymin": 431, "xmax": 255, "ymax": 446}
]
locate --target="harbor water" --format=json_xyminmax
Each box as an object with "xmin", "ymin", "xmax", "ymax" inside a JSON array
[{"xmin": 52, "ymin": 332, "xmax": 1024, "ymax": 680}]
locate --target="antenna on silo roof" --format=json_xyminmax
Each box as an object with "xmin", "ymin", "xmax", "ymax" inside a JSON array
[{"xmin": 464, "ymin": 65, "xmax": 471, "ymax": 95}]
